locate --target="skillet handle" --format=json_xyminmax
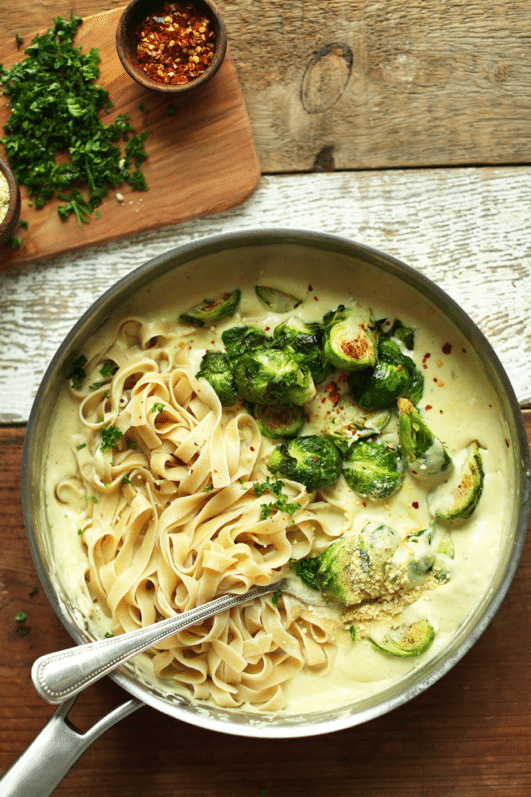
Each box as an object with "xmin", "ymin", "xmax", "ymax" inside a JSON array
[{"xmin": 0, "ymin": 694, "xmax": 143, "ymax": 797}]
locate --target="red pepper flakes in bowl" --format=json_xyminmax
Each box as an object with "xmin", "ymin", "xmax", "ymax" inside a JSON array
[
  {"xmin": 136, "ymin": 2, "xmax": 215, "ymax": 85},
  {"xmin": 117, "ymin": 0, "xmax": 227, "ymax": 96}
]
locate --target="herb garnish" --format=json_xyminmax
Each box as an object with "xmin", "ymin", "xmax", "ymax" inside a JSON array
[
  {"xmin": 0, "ymin": 14, "xmax": 151, "ymax": 226},
  {"xmin": 253, "ymin": 477, "xmax": 299, "ymax": 520},
  {"xmin": 67, "ymin": 355, "xmax": 87, "ymax": 389},
  {"xmin": 100, "ymin": 424, "xmax": 124, "ymax": 451}
]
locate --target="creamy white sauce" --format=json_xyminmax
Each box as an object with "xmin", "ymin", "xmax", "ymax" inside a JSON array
[{"xmin": 44, "ymin": 246, "xmax": 516, "ymax": 716}]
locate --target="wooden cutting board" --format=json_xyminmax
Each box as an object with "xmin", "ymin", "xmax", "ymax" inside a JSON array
[{"xmin": 0, "ymin": 8, "xmax": 260, "ymax": 268}]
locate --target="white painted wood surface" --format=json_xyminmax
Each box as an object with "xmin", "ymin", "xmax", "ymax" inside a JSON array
[{"xmin": 1, "ymin": 165, "xmax": 530, "ymax": 423}]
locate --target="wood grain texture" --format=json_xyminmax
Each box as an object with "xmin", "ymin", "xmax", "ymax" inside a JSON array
[
  {"xmin": 1, "ymin": 166, "xmax": 530, "ymax": 424},
  {"xmin": 1, "ymin": 421, "xmax": 531, "ymax": 796},
  {"xmin": 1, "ymin": 1, "xmax": 530, "ymax": 174},
  {"xmin": 0, "ymin": 8, "xmax": 260, "ymax": 266}
]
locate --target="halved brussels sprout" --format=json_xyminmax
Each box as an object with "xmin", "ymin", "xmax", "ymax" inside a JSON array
[
  {"xmin": 369, "ymin": 619, "xmax": 435, "ymax": 657},
  {"xmin": 273, "ymin": 317, "xmax": 332, "ymax": 385},
  {"xmin": 348, "ymin": 339, "xmax": 424, "ymax": 410},
  {"xmin": 255, "ymin": 285, "xmax": 302, "ymax": 312},
  {"xmin": 323, "ymin": 305, "xmax": 379, "ymax": 371},
  {"xmin": 267, "ymin": 434, "xmax": 342, "ymax": 492},
  {"xmin": 314, "ymin": 522, "xmax": 400, "ymax": 605},
  {"xmin": 232, "ymin": 348, "xmax": 316, "ymax": 407},
  {"xmin": 386, "ymin": 523, "xmax": 454, "ymax": 590},
  {"xmin": 179, "ymin": 289, "xmax": 241, "ymax": 326},
  {"xmin": 427, "ymin": 441, "xmax": 484, "ymax": 522},
  {"xmin": 253, "ymin": 403, "xmax": 305, "ymax": 439},
  {"xmin": 343, "ymin": 439, "xmax": 404, "ymax": 499},
  {"xmin": 319, "ymin": 394, "xmax": 391, "ymax": 454},
  {"xmin": 221, "ymin": 326, "xmax": 271, "ymax": 359},
  {"xmin": 398, "ymin": 397, "xmax": 452, "ymax": 479},
  {"xmin": 196, "ymin": 351, "xmax": 237, "ymax": 406}
]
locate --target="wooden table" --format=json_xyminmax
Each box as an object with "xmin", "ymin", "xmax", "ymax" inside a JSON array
[{"xmin": 1, "ymin": 2, "xmax": 531, "ymax": 794}]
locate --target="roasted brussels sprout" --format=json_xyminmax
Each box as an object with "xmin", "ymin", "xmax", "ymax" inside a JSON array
[
  {"xmin": 252, "ymin": 403, "xmax": 306, "ymax": 439},
  {"xmin": 255, "ymin": 285, "xmax": 302, "ymax": 312},
  {"xmin": 427, "ymin": 441, "xmax": 484, "ymax": 522},
  {"xmin": 398, "ymin": 397, "xmax": 452, "ymax": 479},
  {"xmin": 343, "ymin": 438, "xmax": 404, "ymax": 499},
  {"xmin": 231, "ymin": 348, "xmax": 316, "ymax": 407},
  {"xmin": 221, "ymin": 326, "xmax": 271, "ymax": 359},
  {"xmin": 386, "ymin": 523, "xmax": 454, "ymax": 590},
  {"xmin": 273, "ymin": 317, "xmax": 332, "ymax": 384},
  {"xmin": 179, "ymin": 289, "xmax": 241, "ymax": 326},
  {"xmin": 292, "ymin": 522, "xmax": 399, "ymax": 604},
  {"xmin": 322, "ymin": 305, "xmax": 379, "ymax": 371},
  {"xmin": 196, "ymin": 351, "xmax": 237, "ymax": 406},
  {"xmin": 268, "ymin": 434, "xmax": 342, "ymax": 492},
  {"xmin": 318, "ymin": 393, "xmax": 391, "ymax": 454},
  {"xmin": 369, "ymin": 619, "xmax": 435, "ymax": 658},
  {"xmin": 376, "ymin": 318, "xmax": 415, "ymax": 350},
  {"xmin": 348, "ymin": 339, "xmax": 424, "ymax": 410}
]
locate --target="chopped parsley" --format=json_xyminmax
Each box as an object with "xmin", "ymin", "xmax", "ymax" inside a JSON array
[
  {"xmin": 271, "ymin": 589, "xmax": 282, "ymax": 607},
  {"xmin": 15, "ymin": 611, "xmax": 27, "ymax": 623},
  {"xmin": 0, "ymin": 14, "xmax": 151, "ymax": 226},
  {"xmin": 150, "ymin": 402, "xmax": 165, "ymax": 413},
  {"xmin": 290, "ymin": 556, "xmax": 321, "ymax": 590},
  {"xmin": 99, "ymin": 362, "xmax": 115, "ymax": 378},
  {"xmin": 121, "ymin": 475, "xmax": 132, "ymax": 485},
  {"xmin": 100, "ymin": 424, "xmax": 124, "ymax": 451},
  {"xmin": 67, "ymin": 355, "xmax": 87, "ymax": 389},
  {"xmin": 75, "ymin": 442, "xmax": 87, "ymax": 450},
  {"xmin": 253, "ymin": 477, "xmax": 299, "ymax": 520}
]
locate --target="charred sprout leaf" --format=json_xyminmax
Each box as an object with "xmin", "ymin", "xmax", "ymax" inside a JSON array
[
  {"xmin": 232, "ymin": 348, "xmax": 316, "ymax": 407},
  {"xmin": 343, "ymin": 439, "xmax": 404, "ymax": 499},
  {"xmin": 268, "ymin": 435, "xmax": 342, "ymax": 492},
  {"xmin": 221, "ymin": 326, "xmax": 271, "ymax": 359},
  {"xmin": 318, "ymin": 394, "xmax": 391, "ymax": 454},
  {"xmin": 398, "ymin": 397, "xmax": 452, "ymax": 479},
  {"xmin": 196, "ymin": 351, "xmax": 238, "ymax": 406},
  {"xmin": 369, "ymin": 619, "xmax": 435, "ymax": 658},
  {"xmin": 427, "ymin": 441, "xmax": 484, "ymax": 522},
  {"xmin": 255, "ymin": 285, "xmax": 302, "ymax": 312},
  {"xmin": 252, "ymin": 404, "xmax": 305, "ymax": 439},
  {"xmin": 0, "ymin": 15, "xmax": 150, "ymax": 223},
  {"xmin": 322, "ymin": 305, "xmax": 379, "ymax": 371},
  {"xmin": 273, "ymin": 317, "xmax": 332, "ymax": 385},
  {"xmin": 386, "ymin": 524, "xmax": 454, "ymax": 590},
  {"xmin": 318, "ymin": 523, "xmax": 400, "ymax": 605},
  {"xmin": 348, "ymin": 339, "xmax": 424, "ymax": 410},
  {"xmin": 179, "ymin": 290, "xmax": 241, "ymax": 327}
]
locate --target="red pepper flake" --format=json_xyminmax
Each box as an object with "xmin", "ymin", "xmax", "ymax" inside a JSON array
[
  {"xmin": 412, "ymin": 501, "xmax": 419, "ymax": 509},
  {"xmin": 135, "ymin": 2, "xmax": 216, "ymax": 86},
  {"xmin": 308, "ymin": 284, "xmax": 313, "ymax": 292},
  {"xmin": 425, "ymin": 404, "xmax": 432, "ymax": 410},
  {"xmin": 442, "ymin": 342, "xmax": 452, "ymax": 355},
  {"xmin": 505, "ymin": 439, "xmax": 510, "ymax": 447}
]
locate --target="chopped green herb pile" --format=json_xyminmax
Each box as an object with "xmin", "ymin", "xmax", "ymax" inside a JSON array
[{"xmin": 0, "ymin": 14, "xmax": 150, "ymax": 225}]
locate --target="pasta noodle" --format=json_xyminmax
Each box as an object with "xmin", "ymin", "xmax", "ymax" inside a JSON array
[{"xmin": 53, "ymin": 317, "xmax": 341, "ymax": 710}]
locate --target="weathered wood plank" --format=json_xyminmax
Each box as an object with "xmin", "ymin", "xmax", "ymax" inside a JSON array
[
  {"xmin": 0, "ymin": 166, "xmax": 530, "ymax": 423},
  {"xmin": 1, "ymin": 1, "xmax": 529, "ymax": 172},
  {"xmin": 1, "ymin": 421, "xmax": 531, "ymax": 795}
]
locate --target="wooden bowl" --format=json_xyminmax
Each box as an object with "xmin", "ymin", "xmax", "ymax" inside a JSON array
[
  {"xmin": 0, "ymin": 158, "xmax": 21, "ymax": 247},
  {"xmin": 116, "ymin": 0, "xmax": 227, "ymax": 96}
]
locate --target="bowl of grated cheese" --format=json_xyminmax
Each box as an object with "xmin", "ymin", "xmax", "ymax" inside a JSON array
[{"xmin": 0, "ymin": 158, "xmax": 21, "ymax": 247}]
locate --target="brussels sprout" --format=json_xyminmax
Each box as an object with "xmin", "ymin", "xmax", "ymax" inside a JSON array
[
  {"xmin": 398, "ymin": 397, "xmax": 452, "ymax": 479},
  {"xmin": 387, "ymin": 524, "xmax": 454, "ymax": 590},
  {"xmin": 221, "ymin": 326, "xmax": 271, "ymax": 359},
  {"xmin": 348, "ymin": 339, "xmax": 424, "ymax": 410},
  {"xmin": 268, "ymin": 434, "xmax": 342, "ymax": 492},
  {"xmin": 343, "ymin": 438, "xmax": 404, "ymax": 499},
  {"xmin": 376, "ymin": 318, "xmax": 415, "ymax": 350},
  {"xmin": 369, "ymin": 619, "xmax": 435, "ymax": 658},
  {"xmin": 293, "ymin": 522, "xmax": 399, "ymax": 605},
  {"xmin": 255, "ymin": 285, "xmax": 302, "ymax": 312},
  {"xmin": 232, "ymin": 348, "xmax": 316, "ymax": 407},
  {"xmin": 273, "ymin": 317, "xmax": 332, "ymax": 384},
  {"xmin": 196, "ymin": 351, "xmax": 238, "ymax": 406},
  {"xmin": 319, "ymin": 394, "xmax": 391, "ymax": 454},
  {"xmin": 179, "ymin": 289, "xmax": 241, "ymax": 326},
  {"xmin": 323, "ymin": 305, "xmax": 379, "ymax": 371},
  {"xmin": 253, "ymin": 403, "xmax": 306, "ymax": 439},
  {"xmin": 427, "ymin": 441, "xmax": 484, "ymax": 522}
]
